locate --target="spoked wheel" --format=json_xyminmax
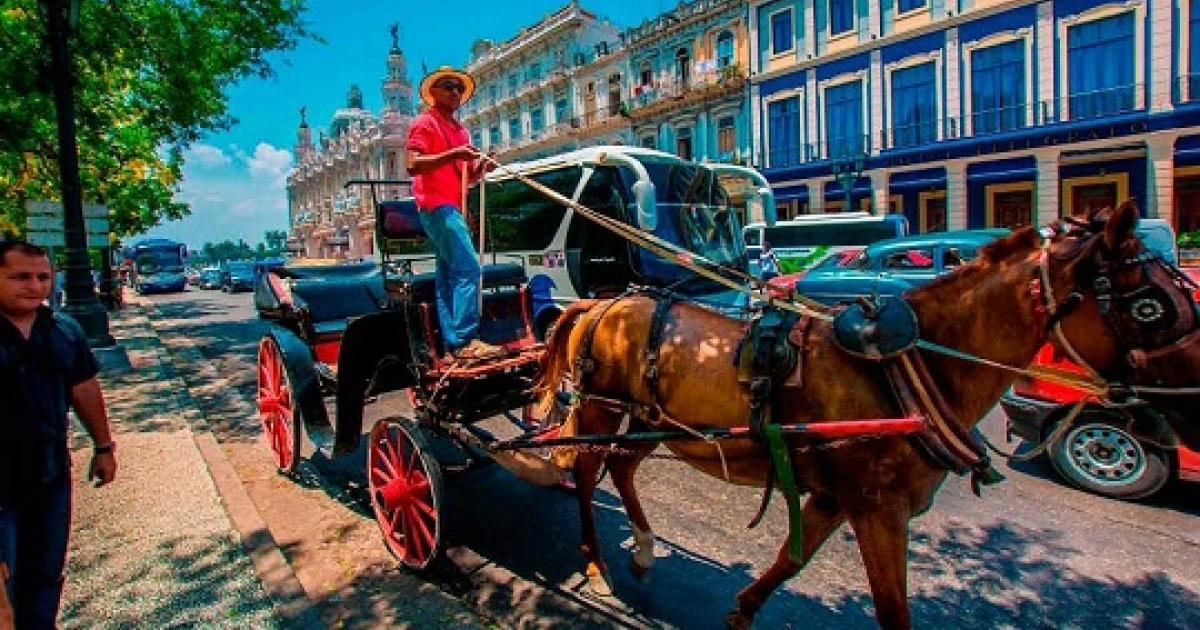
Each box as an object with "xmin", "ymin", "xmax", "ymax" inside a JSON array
[
  {"xmin": 257, "ymin": 337, "xmax": 302, "ymax": 474},
  {"xmin": 367, "ymin": 418, "xmax": 445, "ymax": 569}
]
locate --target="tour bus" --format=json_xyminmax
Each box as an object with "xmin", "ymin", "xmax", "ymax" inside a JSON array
[
  {"xmin": 453, "ymin": 146, "xmax": 774, "ymax": 332},
  {"xmin": 126, "ymin": 237, "xmax": 188, "ymax": 294},
  {"xmin": 743, "ymin": 212, "xmax": 909, "ymax": 275}
]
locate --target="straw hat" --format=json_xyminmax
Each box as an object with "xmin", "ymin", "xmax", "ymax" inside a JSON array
[{"xmin": 418, "ymin": 66, "xmax": 476, "ymax": 106}]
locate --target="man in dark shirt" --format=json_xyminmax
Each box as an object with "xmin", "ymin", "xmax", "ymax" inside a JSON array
[{"xmin": 0, "ymin": 239, "xmax": 117, "ymax": 629}]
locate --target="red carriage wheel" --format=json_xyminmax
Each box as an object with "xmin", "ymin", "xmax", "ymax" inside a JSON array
[
  {"xmin": 367, "ymin": 418, "xmax": 445, "ymax": 570},
  {"xmin": 257, "ymin": 337, "xmax": 302, "ymax": 474}
]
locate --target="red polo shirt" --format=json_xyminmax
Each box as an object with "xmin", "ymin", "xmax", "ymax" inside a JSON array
[{"xmin": 406, "ymin": 108, "xmax": 469, "ymax": 211}]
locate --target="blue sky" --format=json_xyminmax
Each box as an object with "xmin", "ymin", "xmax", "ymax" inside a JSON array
[{"xmin": 145, "ymin": 0, "xmax": 663, "ymax": 249}]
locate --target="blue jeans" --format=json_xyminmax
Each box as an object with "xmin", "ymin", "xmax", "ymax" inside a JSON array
[
  {"xmin": 419, "ymin": 205, "xmax": 482, "ymax": 352},
  {"xmin": 0, "ymin": 473, "xmax": 72, "ymax": 630}
]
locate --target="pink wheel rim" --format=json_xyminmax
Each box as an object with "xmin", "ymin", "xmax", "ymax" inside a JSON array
[
  {"xmin": 368, "ymin": 422, "xmax": 440, "ymax": 567},
  {"xmin": 257, "ymin": 338, "xmax": 295, "ymax": 470}
]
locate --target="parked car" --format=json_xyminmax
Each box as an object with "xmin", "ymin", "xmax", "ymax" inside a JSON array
[
  {"xmin": 779, "ymin": 229, "xmax": 1010, "ymax": 305},
  {"xmin": 766, "ymin": 247, "xmax": 861, "ymax": 299},
  {"xmin": 199, "ymin": 267, "xmax": 223, "ymax": 289},
  {"xmin": 221, "ymin": 262, "xmax": 256, "ymax": 292},
  {"xmin": 1000, "ymin": 219, "xmax": 1200, "ymax": 500}
]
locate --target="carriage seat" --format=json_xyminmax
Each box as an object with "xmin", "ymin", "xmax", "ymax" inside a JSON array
[{"xmin": 286, "ymin": 266, "xmax": 389, "ymax": 335}]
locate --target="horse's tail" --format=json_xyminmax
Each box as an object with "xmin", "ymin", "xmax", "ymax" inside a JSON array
[{"xmin": 533, "ymin": 298, "xmax": 600, "ymax": 410}]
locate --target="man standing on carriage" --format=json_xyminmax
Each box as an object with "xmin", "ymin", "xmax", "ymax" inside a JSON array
[{"xmin": 405, "ymin": 66, "xmax": 507, "ymax": 363}]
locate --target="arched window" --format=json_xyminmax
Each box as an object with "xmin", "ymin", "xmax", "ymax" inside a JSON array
[
  {"xmin": 640, "ymin": 60, "xmax": 653, "ymax": 86},
  {"xmin": 716, "ymin": 31, "xmax": 734, "ymax": 69}
]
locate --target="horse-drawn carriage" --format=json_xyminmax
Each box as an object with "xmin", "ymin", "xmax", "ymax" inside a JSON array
[
  {"xmin": 254, "ymin": 147, "xmax": 777, "ymax": 568},
  {"xmin": 256, "ymin": 144, "xmax": 1200, "ymax": 628}
]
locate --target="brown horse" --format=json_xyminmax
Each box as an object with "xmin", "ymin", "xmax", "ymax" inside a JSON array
[{"xmin": 534, "ymin": 202, "xmax": 1200, "ymax": 629}]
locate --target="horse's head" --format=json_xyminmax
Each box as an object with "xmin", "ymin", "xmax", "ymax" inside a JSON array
[{"xmin": 1043, "ymin": 199, "xmax": 1200, "ymax": 449}]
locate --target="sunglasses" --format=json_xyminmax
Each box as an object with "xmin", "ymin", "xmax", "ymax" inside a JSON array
[{"xmin": 435, "ymin": 81, "xmax": 466, "ymax": 93}]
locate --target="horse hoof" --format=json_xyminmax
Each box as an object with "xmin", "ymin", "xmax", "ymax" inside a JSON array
[
  {"xmin": 725, "ymin": 610, "xmax": 752, "ymax": 630},
  {"xmin": 629, "ymin": 557, "xmax": 652, "ymax": 584}
]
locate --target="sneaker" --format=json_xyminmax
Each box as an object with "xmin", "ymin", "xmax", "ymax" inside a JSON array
[{"xmin": 452, "ymin": 339, "xmax": 508, "ymax": 361}]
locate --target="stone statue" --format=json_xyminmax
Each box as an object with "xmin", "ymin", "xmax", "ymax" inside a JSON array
[
  {"xmin": 390, "ymin": 23, "xmax": 400, "ymax": 50},
  {"xmin": 348, "ymin": 85, "xmax": 364, "ymax": 109},
  {"xmin": 299, "ymin": 106, "xmax": 308, "ymax": 126}
]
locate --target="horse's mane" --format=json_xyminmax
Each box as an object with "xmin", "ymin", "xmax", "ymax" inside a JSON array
[{"xmin": 919, "ymin": 227, "xmax": 1041, "ymax": 292}]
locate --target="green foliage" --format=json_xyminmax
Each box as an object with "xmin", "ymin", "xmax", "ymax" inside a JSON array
[
  {"xmin": 0, "ymin": 0, "xmax": 317, "ymax": 238},
  {"xmin": 1178, "ymin": 230, "xmax": 1200, "ymax": 250}
]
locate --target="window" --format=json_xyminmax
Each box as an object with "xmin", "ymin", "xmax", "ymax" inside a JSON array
[
  {"xmin": 489, "ymin": 126, "xmax": 501, "ymax": 146},
  {"xmin": 830, "ymin": 0, "xmax": 855, "ymax": 36},
  {"xmin": 717, "ymin": 116, "xmax": 736, "ymax": 155},
  {"xmin": 676, "ymin": 47, "xmax": 691, "ymax": 87},
  {"xmin": 640, "ymin": 60, "xmax": 653, "ymax": 86},
  {"xmin": 528, "ymin": 62, "xmax": 541, "ymax": 81},
  {"xmin": 768, "ymin": 97, "xmax": 801, "ymax": 167},
  {"xmin": 898, "ymin": 0, "xmax": 927, "ymax": 13},
  {"xmin": 890, "ymin": 62, "xmax": 937, "ymax": 148},
  {"xmin": 530, "ymin": 109, "xmax": 544, "ymax": 134},
  {"xmin": 971, "ymin": 41, "xmax": 1026, "ymax": 134},
  {"xmin": 1067, "ymin": 12, "xmax": 1136, "ymax": 119},
  {"xmin": 507, "ymin": 74, "xmax": 518, "ymax": 97},
  {"xmin": 824, "ymin": 80, "xmax": 864, "ymax": 157},
  {"xmin": 642, "ymin": 136, "xmax": 656, "ymax": 149},
  {"xmin": 771, "ymin": 9, "xmax": 794, "ymax": 55},
  {"xmin": 555, "ymin": 98, "xmax": 569, "ymax": 124},
  {"xmin": 716, "ymin": 31, "xmax": 734, "ymax": 69},
  {"xmin": 1190, "ymin": 0, "xmax": 1200, "ymax": 99},
  {"xmin": 508, "ymin": 117, "xmax": 520, "ymax": 140}
]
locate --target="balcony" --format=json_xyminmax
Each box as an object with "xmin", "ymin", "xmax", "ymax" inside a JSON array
[{"xmin": 625, "ymin": 66, "xmax": 747, "ymax": 121}]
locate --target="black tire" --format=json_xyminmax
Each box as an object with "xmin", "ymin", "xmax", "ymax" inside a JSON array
[{"xmin": 1047, "ymin": 410, "xmax": 1171, "ymax": 500}]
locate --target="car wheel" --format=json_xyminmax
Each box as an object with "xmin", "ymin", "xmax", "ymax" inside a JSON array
[{"xmin": 1046, "ymin": 409, "xmax": 1171, "ymax": 500}]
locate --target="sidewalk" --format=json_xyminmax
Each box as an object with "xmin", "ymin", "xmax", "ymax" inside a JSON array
[{"xmin": 59, "ymin": 302, "xmax": 318, "ymax": 629}]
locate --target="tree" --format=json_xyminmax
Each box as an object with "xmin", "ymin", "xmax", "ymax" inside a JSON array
[{"xmin": 0, "ymin": 0, "xmax": 317, "ymax": 237}]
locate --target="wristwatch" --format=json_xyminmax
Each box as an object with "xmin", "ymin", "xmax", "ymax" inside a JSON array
[{"xmin": 94, "ymin": 441, "xmax": 117, "ymax": 455}]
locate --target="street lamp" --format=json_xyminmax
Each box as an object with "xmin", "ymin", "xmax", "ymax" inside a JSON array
[
  {"xmin": 41, "ymin": 0, "xmax": 112, "ymax": 346},
  {"xmin": 831, "ymin": 153, "xmax": 867, "ymax": 213}
]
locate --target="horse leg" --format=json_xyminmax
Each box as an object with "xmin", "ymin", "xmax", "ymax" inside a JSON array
[
  {"xmin": 573, "ymin": 444, "xmax": 614, "ymax": 596},
  {"xmin": 606, "ymin": 449, "xmax": 657, "ymax": 582},
  {"xmin": 847, "ymin": 509, "xmax": 913, "ymax": 630},
  {"xmin": 727, "ymin": 493, "xmax": 845, "ymax": 630}
]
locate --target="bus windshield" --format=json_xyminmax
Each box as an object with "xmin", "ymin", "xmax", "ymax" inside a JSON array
[
  {"xmin": 135, "ymin": 247, "xmax": 185, "ymax": 273},
  {"xmin": 635, "ymin": 156, "xmax": 746, "ymax": 282}
]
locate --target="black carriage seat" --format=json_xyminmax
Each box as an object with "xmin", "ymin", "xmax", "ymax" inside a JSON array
[{"xmin": 273, "ymin": 264, "xmax": 390, "ymax": 344}]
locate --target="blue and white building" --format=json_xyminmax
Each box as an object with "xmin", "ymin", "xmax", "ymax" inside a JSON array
[{"xmin": 748, "ymin": 0, "xmax": 1200, "ymax": 234}]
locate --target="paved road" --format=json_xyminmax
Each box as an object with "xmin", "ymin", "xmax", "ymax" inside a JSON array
[{"xmin": 145, "ymin": 287, "xmax": 1200, "ymax": 629}]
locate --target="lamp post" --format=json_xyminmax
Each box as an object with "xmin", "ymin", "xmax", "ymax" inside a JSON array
[
  {"xmin": 42, "ymin": 0, "xmax": 112, "ymax": 346},
  {"xmin": 831, "ymin": 153, "xmax": 867, "ymax": 213}
]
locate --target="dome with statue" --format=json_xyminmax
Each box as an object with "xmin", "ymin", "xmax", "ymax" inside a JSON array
[{"xmin": 329, "ymin": 85, "xmax": 378, "ymax": 139}]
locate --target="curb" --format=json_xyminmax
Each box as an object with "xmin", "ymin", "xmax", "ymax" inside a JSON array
[{"xmin": 122, "ymin": 296, "xmax": 323, "ymax": 630}]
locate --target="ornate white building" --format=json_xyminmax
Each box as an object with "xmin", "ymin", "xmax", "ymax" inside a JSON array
[{"xmin": 287, "ymin": 28, "xmax": 416, "ymax": 260}]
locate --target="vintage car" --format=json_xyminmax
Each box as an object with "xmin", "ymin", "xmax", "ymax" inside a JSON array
[
  {"xmin": 221, "ymin": 261, "xmax": 256, "ymax": 292},
  {"xmin": 776, "ymin": 229, "xmax": 1010, "ymax": 305}
]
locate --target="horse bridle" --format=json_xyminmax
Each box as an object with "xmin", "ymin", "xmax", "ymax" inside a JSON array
[{"xmin": 1037, "ymin": 218, "xmax": 1200, "ymax": 395}]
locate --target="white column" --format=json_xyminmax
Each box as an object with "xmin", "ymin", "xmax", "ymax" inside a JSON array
[
  {"xmin": 870, "ymin": 170, "xmax": 889, "ymax": 216},
  {"xmin": 806, "ymin": 72, "xmax": 819, "ymax": 157},
  {"xmin": 1035, "ymin": 150, "xmax": 1061, "ymax": 222},
  {"xmin": 1035, "ymin": 2, "xmax": 1055, "ymax": 124},
  {"xmin": 1145, "ymin": 133, "xmax": 1177, "ymax": 220},
  {"xmin": 870, "ymin": 50, "xmax": 884, "ymax": 152},
  {"xmin": 1147, "ymin": 0, "xmax": 1173, "ymax": 113},
  {"xmin": 946, "ymin": 162, "xmax": 968, "ymax": 230},
  {"xmin": 944, "ymin": 28, "xmax": 960, "ymax": 140},
  {"xmin": 808, "ymin": 178, "xmax": 825, "ymax": 214}
]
